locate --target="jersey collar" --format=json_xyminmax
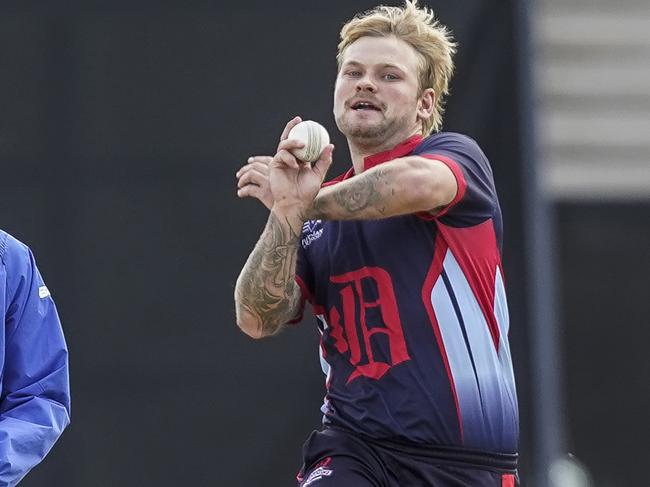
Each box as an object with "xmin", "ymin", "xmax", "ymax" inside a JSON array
[
  {"xmin": 324, "ymin": 135, "xmax": 423, "ymax": 186},
  {"xmin": 363, "ymin": 134, "xmax": 423, "ymax": 170}
]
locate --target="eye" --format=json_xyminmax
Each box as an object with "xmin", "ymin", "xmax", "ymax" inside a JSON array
[
  {"xmin": 382, "ymin": 73, "xmax": 400, "ymax": 80},
  {"xmin": 345, "ymin": 70, "xmax": 362, "ymax": 77}
]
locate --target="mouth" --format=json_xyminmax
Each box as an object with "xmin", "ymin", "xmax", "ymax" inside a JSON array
[{"xmin": 349, "ymin": 100, "xmax": 382, "ymax": 112}]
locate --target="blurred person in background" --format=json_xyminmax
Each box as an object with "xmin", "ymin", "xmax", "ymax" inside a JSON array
[
  {"xmin": 234, "ymin": 1, "xmax": 518, "ymax": 485},
  {"xmin": 0, "ymin": 230, "xmax": 70, "ymax": 486}
]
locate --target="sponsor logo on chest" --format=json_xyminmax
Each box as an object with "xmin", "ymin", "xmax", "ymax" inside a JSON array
[{"xmin": 301, "ymin": 219, "xmax": 324, "ymax": 248}]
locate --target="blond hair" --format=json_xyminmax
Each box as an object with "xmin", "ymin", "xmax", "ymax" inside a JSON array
[{"xmin": 337, "ymin": 0, "xmax": 456, "ymax": 135}]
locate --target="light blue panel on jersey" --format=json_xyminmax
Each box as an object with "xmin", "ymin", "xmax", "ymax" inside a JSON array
[
  {"xmin": 494, "ymin": 268, "xmax": 517, "ymax": 396},
  {"xmin": 431, "ymin": 250, "xmax": 517, "ymax": 450},
  {"xmin": 317, "ymin": 314, "xmax": 333, "ymax": 420},
  {"xmin": 317, "ymin": 315, "xmax": 331, "ymax": 377},
  {"xmin": 494, "ymin": 267, "xmax": 519, "ymax": 446},
  {"xmin": 431, "ymin": 269, "xmax": 488, "ymax": 444}
]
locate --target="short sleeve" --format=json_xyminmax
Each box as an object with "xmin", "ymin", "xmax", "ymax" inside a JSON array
[
  {"xmin": 414, "ymin": 132, "xmax": 498, "ymax": 227},
  {"xmin": 287, "ymin": 242, "xmax": 314, "ymax": 325}
]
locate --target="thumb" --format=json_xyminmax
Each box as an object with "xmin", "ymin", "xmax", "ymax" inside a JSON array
[{"xmin": 313, "ymin": 144, "xmax": 334, "ymax": 180}]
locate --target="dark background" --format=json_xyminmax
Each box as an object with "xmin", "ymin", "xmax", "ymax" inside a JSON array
[{"xmin": 0, "ymin": 1, "xmax": 647, "ymax": 485}]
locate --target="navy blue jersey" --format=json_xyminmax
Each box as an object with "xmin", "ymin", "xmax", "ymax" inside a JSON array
[{"xmin": 294, "ymin": 133, "xmax": 518, "ymax": 455}]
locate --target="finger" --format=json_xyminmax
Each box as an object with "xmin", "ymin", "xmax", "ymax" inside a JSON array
[
  {"xmin": 237, "ymin": 162, "xmax": 269, "ymax": 179},
  {"xmin": 237, "ymin": 168, "xmax": 268, "ymax": 188},
  {"xmin": 237, "ymin": 184, "xmax": 263, "ymax": 199},
  {"xmin": 312, "ymin": 144, "xmax": 335, "ymax": 179},
  {"xmin": 280, "ymin": 116, "xmax": 303, "ymax": 141},
  {"xmin": 247, "ymin": 161, "xmax": 270, "ymax": 174},
  {"xmin": 247, "ymin": 156, "xmax": 273, "ymax": 166},
  {"xmin": 273, "ymin": 149, "xmax": 300, "ymax": 169},
  {"xmin": 277, "ymin": 138, "xmax": 306, "ymax": 152}
]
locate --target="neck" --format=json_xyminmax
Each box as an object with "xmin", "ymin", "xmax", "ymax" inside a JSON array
[{"xmin": 348, "ymin": 126, "xmax": 422, "ymax": 174}]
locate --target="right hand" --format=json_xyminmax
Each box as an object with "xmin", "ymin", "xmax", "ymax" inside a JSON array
[
  {"xmin": 269, "ymin": 116, "xmax": 334, "ymax": 220},
  {"xmin": 236, "ymin": 155, "xmax": 274, "ymax": 210}
]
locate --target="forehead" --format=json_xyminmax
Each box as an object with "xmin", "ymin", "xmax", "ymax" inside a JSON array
[{"xmin": 340, "ymin": 35, "xmax": 421, "ymax": 73}]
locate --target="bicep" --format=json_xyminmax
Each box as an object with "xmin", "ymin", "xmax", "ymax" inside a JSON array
[
  {"xmin": 258, "ymin": 282, "xmax": 303, "ymax": 337},
  {"xmin": 283, "ymin": 279, "xmax": 305, "ymax": 325},
  {"xmin": 235, "ymin": 277, "xmax": 303, "ymax": 338},
  {"xmin": 406, "ymin": 156, "xmax": 458, "ymax": 213},
  {"xmin": 414, "ymin": 134, "xmax": 498, "ymax": 222},
  {"xmin": 3, "ymin": 249, "xmax": 70, "ymax": 411}
]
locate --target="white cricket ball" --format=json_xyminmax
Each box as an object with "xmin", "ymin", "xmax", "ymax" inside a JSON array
[{"xmin": 287, "ymin": 120, "xmax": 330, "ymax": 163}]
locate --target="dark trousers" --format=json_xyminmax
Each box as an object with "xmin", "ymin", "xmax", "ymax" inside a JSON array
[{"xmin": 297, "ymin": 428, "xmax": 519, "ymax": 487}]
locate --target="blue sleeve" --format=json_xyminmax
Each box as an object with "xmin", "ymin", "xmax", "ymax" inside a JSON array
[
  {"xmin": 414, "ymin": 132, "xmax": 499, "ymax": 227},
  {"xmin": 0, "ymin": 233, "xmax": 70, "ymax": 486},
  {"xmin": 288, "ymin": 240, "xmax": 314, "ymax": 325}
]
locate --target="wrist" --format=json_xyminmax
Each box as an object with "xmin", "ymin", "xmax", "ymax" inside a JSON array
[
  {"xmin": 270, "ymin": 205, "xmax": 307, "ymax": 235},
  {"xmin": 304, "ymin": 195, "xmax": 325, "ymax": 220}
]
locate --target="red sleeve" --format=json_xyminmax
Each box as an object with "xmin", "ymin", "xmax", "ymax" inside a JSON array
[{"xmin": 416, "ymin": 153, "xmax": 468, "ymax": 219}]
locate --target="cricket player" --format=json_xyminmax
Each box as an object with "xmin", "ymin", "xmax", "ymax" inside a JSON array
[{"xmin": 235, "ymin": 2, "xmax": 518, "ymax": 485}]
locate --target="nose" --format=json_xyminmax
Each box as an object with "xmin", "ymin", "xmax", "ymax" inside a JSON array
[{"xmin": 355, "ymin": 75, "xmax": 377, "ymax": 93}]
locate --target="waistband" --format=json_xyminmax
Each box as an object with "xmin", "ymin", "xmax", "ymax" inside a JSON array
[{"xmin": 327, "ymin": 426, "xmax": 518, "ymax": 472}]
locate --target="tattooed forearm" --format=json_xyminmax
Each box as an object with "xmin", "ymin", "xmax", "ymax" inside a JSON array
[
  {"xmin": 333, "ymin": 168, "xmax": 386, "ymax": 213},
  {"xmin": 235, "ymin": 211, "xmax": 302, "ymax": 338},
  {"xmin": 310, "ymin": 166, "xmax": 394, "ymax": 220},
  {"xmin": 308, "ymin": 156, "xmax": 451, "ymax": 221}
]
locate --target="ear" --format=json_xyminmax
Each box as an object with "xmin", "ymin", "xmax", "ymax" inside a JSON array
[{"xmin": 417, "ymin": 88, "xmax": 436, "ymax": 122}]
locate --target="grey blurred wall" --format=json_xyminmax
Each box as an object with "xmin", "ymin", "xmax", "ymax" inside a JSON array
[
  {"xmin": 535, "ymin": 0, "xmax": 650, "ymax": 484},
  {"xmin": 556, "ymin": 203, "xmax": 650, "ymax": 486}
]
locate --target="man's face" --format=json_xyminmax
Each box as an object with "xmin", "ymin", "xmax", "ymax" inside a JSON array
[{"xmin": 334, "ymin": 35, "xmax": 425, "ymax": 146}]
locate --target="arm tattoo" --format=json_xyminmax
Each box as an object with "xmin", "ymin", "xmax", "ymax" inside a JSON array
[
  {"xmin": 235, "ymin": 212, "xmax": 302, "ymax": 337},
  {"xmin": 313, "ymin": 167, "xmax": 391, "ymax": 219},
  {"xmin": 309, "ymin": 157, "xmax": 449, "ymax": 221}
]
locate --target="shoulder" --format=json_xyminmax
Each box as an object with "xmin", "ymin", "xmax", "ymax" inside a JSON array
[
  {"xmin": 414, "ymin": 132, "xmax": 493, "ymax": 179},
  {"xmin": 0, "ymin": 229, "xmax": 32, "ymax": 269},
  {"xmin": 414, "ymin": 131, "xmax": 483, "ymax": 154}
]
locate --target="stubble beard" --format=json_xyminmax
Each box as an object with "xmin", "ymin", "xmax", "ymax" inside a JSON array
[
  {"xmin": 344, "ymin": 121, "xmax": 387, "ymax": 141},
  {"xmin": 336, "ymin": 110, "xmax": 414, "ymax": 148}
]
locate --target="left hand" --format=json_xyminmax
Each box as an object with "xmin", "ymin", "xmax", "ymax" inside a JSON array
[
  {"xmin": 266, "ymin": 116, "xmax": 334, "ymax": 220},
  {"xmin": 236, "ymin": 155, "xmax": 274, "ymax": 210}
]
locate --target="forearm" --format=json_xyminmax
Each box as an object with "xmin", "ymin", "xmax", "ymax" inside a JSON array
[
  {"xmin": 234, "ymin": 209, "xmax": 304, "ymax": 338},
  {"xmin": 0, "ymin": 396, "xmax": 70, "ymax": 486},
  {"xmin": 309, "ymin": 157, "xmax": 451, "ymax": 220}
]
